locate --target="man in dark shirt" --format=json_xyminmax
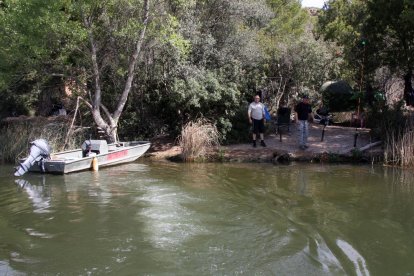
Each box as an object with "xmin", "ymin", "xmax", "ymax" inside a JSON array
[{"xmin": 294, "ymin": 95, "xmax": 312, "ymax": 149}]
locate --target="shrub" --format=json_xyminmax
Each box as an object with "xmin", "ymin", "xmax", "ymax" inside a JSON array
[{"xmin": 224, "ymin": 105, "xmax": 251, "ymax": 144}]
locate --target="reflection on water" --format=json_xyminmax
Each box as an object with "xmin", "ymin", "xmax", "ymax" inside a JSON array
[
  {"xmin": 336, "ymin": 239, "xmax": 369, "ymax": 276},
  {"xmin": 15, "ymin": 178, "xmax": 51, "ymax": 214},
  {"xmin": 0, "ymin": 163, "xmax": 414, "ymax": 275}
]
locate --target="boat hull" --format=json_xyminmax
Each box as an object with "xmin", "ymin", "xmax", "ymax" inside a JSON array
[{"xmin": 27, "ymin": 141, "xmax": 151, "ymax": 174}]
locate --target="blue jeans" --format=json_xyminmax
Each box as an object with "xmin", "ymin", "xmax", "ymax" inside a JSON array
[{"xmin": 297, "ymin": 120, "xmax": 309, "ymax": 146}]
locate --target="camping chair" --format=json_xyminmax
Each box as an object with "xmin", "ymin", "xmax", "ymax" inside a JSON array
[{"xmin": 275, "ymin": 107, "xmax": 291, "ymax": 142}]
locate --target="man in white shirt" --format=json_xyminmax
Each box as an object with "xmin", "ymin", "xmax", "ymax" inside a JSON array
[{"xmin": 248, "ymin": 95, "xmax": 266, "ymax": 147}]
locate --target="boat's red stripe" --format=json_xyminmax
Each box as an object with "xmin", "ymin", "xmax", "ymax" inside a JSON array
[{"xmin": 107, "ymin": 149, "xmax": 128, "ymax": 161}]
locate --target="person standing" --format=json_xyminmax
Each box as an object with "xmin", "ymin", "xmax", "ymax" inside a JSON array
[
  {"xmin": 248, "ymin": 95, "xmax": 266, "ymax": 147},
  {"xmin": 294, "ymin": 95, "xmax": 312, "ymax": 150}
]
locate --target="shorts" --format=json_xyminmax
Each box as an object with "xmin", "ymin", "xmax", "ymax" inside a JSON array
[{"xmin": 252, "ymin": 119, "xmax": 265, "ymax": 134}]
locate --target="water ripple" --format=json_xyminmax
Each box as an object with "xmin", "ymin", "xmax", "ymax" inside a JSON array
[{"xmin": 138, "ymin": 185, "xmax": 208, "ymax": 250}]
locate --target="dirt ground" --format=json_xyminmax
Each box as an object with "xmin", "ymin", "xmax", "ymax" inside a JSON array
[{"xmin": 147, "ymin": 123, "xmax": 382, "ymax": 163}]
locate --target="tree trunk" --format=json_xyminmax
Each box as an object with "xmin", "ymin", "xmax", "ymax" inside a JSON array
[{"xmin": 83, "ymin": 0, "xmax": 150, "ymax": 143}]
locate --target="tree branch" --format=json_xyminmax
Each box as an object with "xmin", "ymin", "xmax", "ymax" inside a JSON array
[
  {"xmin": 82, "ymin": 12, "xmax": 102, "ymax": 110},
  {"xmin": 63, "ymin": 96, "xmax": 92, "ymax": 150},
  {"xmin": 100, "ymin": 103, "xmax": 116, "ymax": 126}
]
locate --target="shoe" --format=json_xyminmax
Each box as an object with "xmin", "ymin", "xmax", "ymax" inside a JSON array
[
  {"xmin": 260, "ymin": 140, "xmax": 266, "ymax": 147},
  {"xmin": 299, "ymin": 145, "xmax": 306, "ymax": 150},
  {"xmin": 253, "ymin": 140, "xmax": 257, "ymax": 147},
  {"xmin": 304, "ymin": 145, "xmax": 309, "ymax": 149}
]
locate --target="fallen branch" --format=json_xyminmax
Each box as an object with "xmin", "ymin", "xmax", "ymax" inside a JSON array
[
  {"xmin": 358, "ymin": 141, "xmax": 382, "ymax": 152},
  {"xmin": 340, "ymin": 141, "xmax": 382, "ymax": 155}
]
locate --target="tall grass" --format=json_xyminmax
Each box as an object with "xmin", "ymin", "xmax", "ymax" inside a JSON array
[
  {"xmin": 179, "ymin": 119, "xmax": 220, "ymax": 162},
  {"xmin": 0, "ymin": 117, "xmax": 87, "ymax": 163},
  {"xmin": 365, "ymin": 102, "xmax": 414, "ymax": 167},
  {"xmin": 384, "ymin": 116, "xmax": 414, "ymax": 167}
]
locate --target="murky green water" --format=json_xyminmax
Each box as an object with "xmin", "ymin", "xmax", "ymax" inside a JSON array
[{"xmin": 1, "ymin": 162, "xmax": 414, "ymax": 275}]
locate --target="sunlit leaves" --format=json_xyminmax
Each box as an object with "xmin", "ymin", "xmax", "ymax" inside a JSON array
[
  {"xmin": 157, "ymin": 15, "xmax": 191, "ymax": 58},
  {"xmin": 265, "ymin": 0, "xmax": 307, "ymax": 40},
  {"xmin": 1, "ymin": 1, "xmax": 83, "ymax": 69}
]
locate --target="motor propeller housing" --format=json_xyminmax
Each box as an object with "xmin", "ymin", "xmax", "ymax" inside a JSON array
[{"xmin": 14, "ymin": 139, "xmax": 51, "ymax": 177}]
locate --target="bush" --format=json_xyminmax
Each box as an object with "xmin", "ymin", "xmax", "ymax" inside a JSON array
[{"xmin": 224, "ymin": 105, "xmax": 251, "ymax": 144}]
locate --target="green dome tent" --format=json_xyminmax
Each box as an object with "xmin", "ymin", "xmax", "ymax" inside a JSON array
[{"xmin": 320, "ymin": 80, "xmax": 357, "ymax": 112}]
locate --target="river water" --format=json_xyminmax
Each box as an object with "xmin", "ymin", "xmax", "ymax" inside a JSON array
[{"xmin": 0, "ymin": 162, "xmax": 413, "ymax": 275}]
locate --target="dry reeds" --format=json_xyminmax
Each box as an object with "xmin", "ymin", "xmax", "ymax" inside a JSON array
[
  {"xmin": 179, "ymin": 118, "xmax": 220, "ymax": 162},
  {"xmin": 0, "ymin": 117, "xmax": 87, "ymax": 163},
  {"xmin": 384, "ymin": 116, "xmax": 414, "ymax": 167}
]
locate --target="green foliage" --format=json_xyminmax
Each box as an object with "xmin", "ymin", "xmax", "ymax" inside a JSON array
[
  {"xmin": 258, "ymin": 1, "xmax": 344, "ymax": 110},
  {"xmin": 363, "ymin": 0, "xmax": 414, "ymax": 72},
  {"xmin": 144, "ymin": 64, "xmax": 242, "ymax": 139},
  {"xmin": 225, "ymin": 106, "xmax": 251, "ymax": 144},
  {"xmin": 0, "ymin": 0, "xmax": 85, "ymax": 116},
  {"xmin": 318, "ymin": 0, "xmax": 414, "ymax": 101},
  {"xmin": 317, "ymin": 0, "xmax": 368, "ymax": 83},
  {"xmin": 265, "ymin": 0, "xmax": 308, "ymax": 41}
]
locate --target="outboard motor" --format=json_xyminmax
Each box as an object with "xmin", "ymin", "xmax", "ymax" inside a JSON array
[
  {"xmin": 81, "ymin": 140, "xmax": 108, "ymax": 157},
  {"xmin": 14, "ymin": 139, "xmax": 51, "ymax": 177}
]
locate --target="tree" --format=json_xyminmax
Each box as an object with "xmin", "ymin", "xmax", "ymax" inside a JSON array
[
  {"xmin": 126, "ymin": 0, "xmax": 276, "ymax": 139},
  {"xmin": 317, "ymin": 0, "xmax": 368, "ymax": 87},
  {"xmin": 74, "ymin": 0, "xmax": 150, "ymax": 142},
  {"xmin": 1, "ymin": 0, "xmax": 156, "ymax": 142},
  {"xmin": 363, "ymin": 0, "xmax": 414, "ymax": 105},
  {"xmin": 259, "ymin": 0, "xmax": 339, "ymax": 108},
  {"xmin": 318, "ymin": 0, "xmax": 414, "ymax": 105}
]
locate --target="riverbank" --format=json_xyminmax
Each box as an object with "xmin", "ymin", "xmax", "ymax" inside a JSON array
[
  {"xmin": 146, "ymin": 124, "xmax": 383, "ymax": 164},
  {"xmin": 0, "ymin": 116, "xmax": 383, "ymax": 165}
]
